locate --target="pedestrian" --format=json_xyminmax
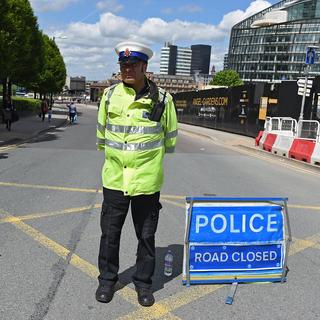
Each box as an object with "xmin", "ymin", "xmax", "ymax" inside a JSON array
[
  {"xmin": 40, "ymin": 98, "xmax": 48, "ymax": 121},
  {"xmin": 96, "ymin": 41, "xmax": 178, "ymax": 307},
  {"xmin": 68, "ymin": 102, "xmax": 77, "ymax": 124},
  {"xmin": 48, "ymin": 106, "xmax": 52, "ymax": 123},
  {"xmin": 3, "ymin": 95, "xmax": 14, "ymax": 131}
]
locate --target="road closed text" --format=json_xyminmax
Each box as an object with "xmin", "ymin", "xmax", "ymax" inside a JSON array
[
  {"xmin": 194, "ymin": 250, "xmax": 277, "ymax": 263},
  {"xmin": 189, "ymin": 244, "xmax": 283, "ymax": 270}
]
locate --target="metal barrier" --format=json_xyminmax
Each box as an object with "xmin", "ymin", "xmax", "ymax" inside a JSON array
[
  {"xmin": 271, "ymin": 118, "xmax": 281, "ymax": 131},
  {"xmin": 281, "ymin": 118, "xmax": 297, "ymax": 133},
  {"xmin": 264, "ymin": 117, "xmax": 271, "ymax": 132},
  {"xmin": 297, "ymin": 120, "xmax": 320, "ymax": 140}
]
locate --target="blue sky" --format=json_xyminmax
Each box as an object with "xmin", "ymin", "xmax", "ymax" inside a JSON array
[{"xmin": 30, "ymin": 0, "xmax": 279, "ymax": 80}]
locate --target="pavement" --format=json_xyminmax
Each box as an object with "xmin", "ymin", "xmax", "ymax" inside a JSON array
[
  {"xmin": 0, "ymin": 104, "xmax": 69, "ymax": 146},
  {"xmin": 178, "ymin": 122, "xmax": 255, "ymax": 149}
]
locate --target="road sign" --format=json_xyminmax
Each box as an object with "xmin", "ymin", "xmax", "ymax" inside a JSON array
[
  {"xmin": 297, "ymin": 78, "xmax": 313, "ymax": 88},
  {"xmin": 183, "ymin": 197, "xmax": 291, "ymax": 285},
  {"xmin": 298, "ymin": 88, "xmax": 311, "ymax": 97},
  {"xmin": 189, "ymin": 244, "xmax": 283, "ymax": 271},
  {"xmin": 306, "ymin": 47, "xmax": 316, "ymax": 65}
]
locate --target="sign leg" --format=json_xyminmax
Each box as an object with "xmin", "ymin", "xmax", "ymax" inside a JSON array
[{"xmin": 225, "ymin": 281, "xmax": 238, "ymax": 305}]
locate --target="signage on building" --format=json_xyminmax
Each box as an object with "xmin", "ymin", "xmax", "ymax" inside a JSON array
[
  {"xmin": 305, "ymin": 47, "xmax": 317, "ymax": 65},
  {"xmin": 297, "ymin": 78, "xmax": 313, "ymax": 97},
  {"xmin": 183, "ymin": 197, "xmax": 291, "ymax": 286},
  {"xmin": 192, "ymin": 97, "xmax": 228, "ymax": 107},
  {"xmin": 259, "ymin": 97, "xmax": 268, "ymax": 120}
]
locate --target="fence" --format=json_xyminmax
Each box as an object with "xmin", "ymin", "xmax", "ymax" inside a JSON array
[{"xmin": 297, "ymin": 120, "xmax": 319, "ymax": 141}]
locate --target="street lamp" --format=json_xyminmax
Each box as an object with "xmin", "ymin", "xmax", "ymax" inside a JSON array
[{"xmin": 52, "ymin": 35, "xmax": 67, "ymax": 42}]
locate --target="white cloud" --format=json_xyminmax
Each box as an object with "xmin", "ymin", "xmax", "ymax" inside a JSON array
[
  {"xmin": 96, "ymin": 0, "xmax": 124, "ymax": 13},
  {"xmin": 218, "ymin": 0, "xmax": 271, "ymax": 30},
  {"xmin": 30, "ymin": 0, "xmax": 78, "ymax": 12},
  {"xmin": 139, "ymin": 18, "xmax": 225, "ymax": 43},
  {"xmin": 51, "ymin": 1, "xmax": 272, "ymax": 79},
  {"xmin": 99, "ymin": 13, "xmax": 140, "ymax": 38}
]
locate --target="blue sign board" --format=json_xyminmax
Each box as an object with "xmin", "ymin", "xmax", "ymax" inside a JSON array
[
  {"xmin": 189, "ymin": 205, "xmax": 284, "ymax": 243},
  {"xmin": 183, "ymin": 197, "xmax": 290, "ymax": 285},
  {"xmin": 189, "ymin": 244, "xmax": 283, "ymax": 271},
  {"xmin": 306, "ymin": 47, "xmax": 316, "ymax": 65}
]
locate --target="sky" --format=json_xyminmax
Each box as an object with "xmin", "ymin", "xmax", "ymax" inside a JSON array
[{"xmin": 29, "ymin": 0, "xmax": 279, "ymax": 80}]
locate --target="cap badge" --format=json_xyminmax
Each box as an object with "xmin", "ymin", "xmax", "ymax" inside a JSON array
[{"xmin": 124, "ymin": 48, "xmax": 131, "ymax": 57}]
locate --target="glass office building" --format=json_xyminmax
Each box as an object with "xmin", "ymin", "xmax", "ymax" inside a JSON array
[{"xmin": 228, "ymin": 0, "xmax": 320, "ymax": 82}]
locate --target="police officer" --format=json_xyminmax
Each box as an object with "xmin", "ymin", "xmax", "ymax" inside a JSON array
[{"xmin": 96, "ymin": 41, "xmax": 178, "ymax": 307}]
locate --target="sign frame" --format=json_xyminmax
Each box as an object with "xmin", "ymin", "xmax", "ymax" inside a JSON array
[{"xmin": 183, "ymin": 197, "xmax": 291, "ymax": 286}]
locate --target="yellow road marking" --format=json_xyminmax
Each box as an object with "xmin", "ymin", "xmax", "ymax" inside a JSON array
[
  {"xmin": 290, "ymin": 234, "xmax": 320, "ymax": 255},
  {"xmin": 0, "ymin": 181, "xmax": 100, "ymax": 193},
  {"xmin": 288, "ymin": 204, "xmax": 320, "ymax": 210},
  {"xmin": 0, "ymin": 181, "xmax": 184, "ymax": 201},
  {"xmin": 1, "ymin": 210, "xmax": 140, "ymax": 307},
  {"xmin": 0, "ymin": 204, "xmax": 101, "ymax": 224},
  {"xmin": 161, "ymin": 198, "xmax": 185, "ymax": 208}
]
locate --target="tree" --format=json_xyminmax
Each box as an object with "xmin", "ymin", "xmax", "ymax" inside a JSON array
[
  {"xmin": 0, "ymin": 0, "xmax": 43, "ymax": 103},
  {"xmin": 210, "ymin": 70, "xmax": 244, "ymax": 87},
  {"xmin": 29, "ymin": 34, "xmax": 66, "ymax": 96}
]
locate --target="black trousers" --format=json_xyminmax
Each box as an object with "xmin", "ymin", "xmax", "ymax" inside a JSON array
[{"xmin": 98, "ymin": 188, "xmax": 161, "ymax": 289}]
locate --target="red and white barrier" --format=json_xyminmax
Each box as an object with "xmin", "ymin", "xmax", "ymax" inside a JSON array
[
  {"xmin": 263, "ymin": 133, "xmax": 277, "ymax": 152},
  {"xmin": 272, "ymin": 135, "xmax": 294, "ymax": 157},
  {"xmin": 288, "ymin": 139, "xmax": 316, "ymax": 163},
  {"xmin": 255, "ymin": 118, "xmax": 320, "ymax": 167},
  {"xmin": 311, "ymin": 143, "xmax": 320, "ymax": 166}
]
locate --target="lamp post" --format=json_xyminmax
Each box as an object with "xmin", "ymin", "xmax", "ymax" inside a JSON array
[{"xmin": 52, "ymin": 35, "xmax": 67, "ymax": 42}]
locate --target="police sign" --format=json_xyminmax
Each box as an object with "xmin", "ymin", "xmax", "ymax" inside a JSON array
[{"xmin": 183, "ymin": 197, "xmax": 291, "ymax": 285}]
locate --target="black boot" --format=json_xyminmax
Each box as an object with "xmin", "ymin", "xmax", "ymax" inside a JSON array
[
  {"xmin": 95, "ymin": 284, "xmax": 115, "ymax": 303},
  {"xmin": 136, "ymin": 287, "xmax": 155, "ymax": 307}
]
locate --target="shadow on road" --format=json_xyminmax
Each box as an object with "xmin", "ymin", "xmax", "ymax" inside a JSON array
[{"xmin": 118, "ymin": 244, "xmax": 184, "ymax": 292}]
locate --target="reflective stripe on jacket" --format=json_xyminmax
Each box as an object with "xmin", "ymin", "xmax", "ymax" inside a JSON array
[{"xmin": 96, "ymin": 82, "xmax": 178, "ymax": 196}]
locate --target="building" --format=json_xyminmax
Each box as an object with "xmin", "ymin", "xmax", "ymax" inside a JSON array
[
  {"xmin": 151, "ymin": 73, "xmax": 197, "ymax": 94},
  {"xmin": 160, "ymin": 43, "xmax": 192, "ymax": 76},
  {"xmin": 227, "ymin": 0, "xmax": 320, "ymax": 82},
  {"xmin": 65, "ymin": 76, "xmax": 86, "ymax": 95},
  {"xmin": 190, "ymin": 45, "xmax": 211, "ymax": 74}
]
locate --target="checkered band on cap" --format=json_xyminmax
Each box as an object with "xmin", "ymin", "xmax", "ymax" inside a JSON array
[{"xmin": 115, "ymin": 41, "xmax": 153, "ymax": 62}]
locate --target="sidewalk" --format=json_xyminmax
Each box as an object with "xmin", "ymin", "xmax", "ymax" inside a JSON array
[
  {"xmin": 179, "ymin": 122, "xmax": 256, "ymax": 149},
  {"xmin": 0, "ymin": 105, "xmax": 68, "ymax": 146}
]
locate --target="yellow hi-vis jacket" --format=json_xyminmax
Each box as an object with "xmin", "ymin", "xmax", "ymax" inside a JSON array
[{"xmin": 96, "ymin": 82, "xmax": 178, "ymax": 196}]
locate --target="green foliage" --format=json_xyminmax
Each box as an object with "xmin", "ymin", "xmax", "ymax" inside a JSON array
[
  {"xmin": 30, "ymin": 34, "xmax": 66, "ymax": 95},
  {"xmin": 0, "ymin": 97, "xmax": 41, "ymax": 113},
  {"xmin": 210, "ymin": 70, "xmax": 244, "ymax": 87},
  {"xmin": 0, "ymin": 1, "xmax": 66, "ymax": 97},
  {"xmin": 0, "ymin": 0, "xmax": 43, "ymax": 86}
]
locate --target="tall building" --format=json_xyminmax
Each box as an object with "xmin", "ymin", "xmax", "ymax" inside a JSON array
[
  {"xmin": 190, "ymin": 44, "xmax": 211, "ymax": 74},
  {"xmin": 228, "ymin": 0, "xmax": 320, "ymax": 82},
  {"xmin": 160, "ymin": 43, "xmax": 192, "ymax": 76}
]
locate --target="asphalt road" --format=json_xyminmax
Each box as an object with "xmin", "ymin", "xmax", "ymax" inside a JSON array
[{"xmin": 0, "ymin": 105, "xmax": 319, "ymax": 320}]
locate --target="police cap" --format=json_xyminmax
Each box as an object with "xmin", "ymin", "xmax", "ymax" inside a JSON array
[{"xmin": 115, "ymin": 41, "xmax": 153, "ymax": 64}]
